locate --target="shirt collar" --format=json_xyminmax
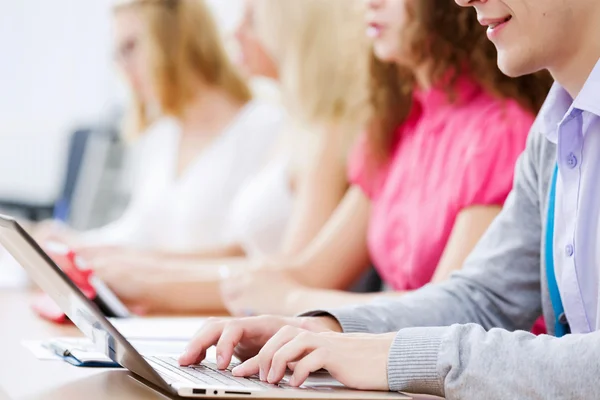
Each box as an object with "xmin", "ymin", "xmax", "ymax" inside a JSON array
[
  {"xmin": 539, "ymin": 57, "xmax": 600, "ymax": 144},
  {"xmin": 573, "ymin": 57, "xmax": 600, "ymax": 117}
]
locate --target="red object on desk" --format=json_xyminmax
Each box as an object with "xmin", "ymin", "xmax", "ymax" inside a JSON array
[
  {"xmin": 531, "ymin": 316, "xmax": 547, "ymax": 335},
  {"xmin": 30, "ymin": 247, "xmax": 97, "ymax": 324}
]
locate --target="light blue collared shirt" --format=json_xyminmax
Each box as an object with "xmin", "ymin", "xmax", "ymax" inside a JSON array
[{"xmin": 539, "ymin": 58, "xmax": 600, "ymax": 333}]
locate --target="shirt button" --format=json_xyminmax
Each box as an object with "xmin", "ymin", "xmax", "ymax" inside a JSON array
[
  {"xmin": 566, "ymin": 153, "xmax": 578, "ymax": 169},
  {"xmin": 565, "ymin": 244, "xmax": 574, "ymax": 257},
  {"xmin": 558, "ymin": 313, "xmax": 569, "ymax": 325}
]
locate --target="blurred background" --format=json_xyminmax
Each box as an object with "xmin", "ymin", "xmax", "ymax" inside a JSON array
[
  {"xmin": 0, "ymin": 0, "xmax": 247, "ymax": 224},
  {"xmin": 0, "ymin": 0, "xmax": 254, "ymax": 285},
  {"xmin": 0, "ymin": 0, "xmax": 546, "ymax": 317}
]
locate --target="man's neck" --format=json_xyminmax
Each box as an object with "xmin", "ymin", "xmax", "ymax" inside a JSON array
[{"xmin": 550, "ymin": 25, "xmax": 600, "ymax": 98}]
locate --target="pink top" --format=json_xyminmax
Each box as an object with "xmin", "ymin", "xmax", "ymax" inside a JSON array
[{"xmin": 349, "ymin": 76, "xmax": 535, "ymax": 291}]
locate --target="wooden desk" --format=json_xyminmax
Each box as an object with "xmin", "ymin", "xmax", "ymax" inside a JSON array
[
  {"xmin": 0, "ymin": 289, "xmax": 170, "ymax": 400},
  {"xmin": 0, "ymin": 289, "xmax": 440, "ymax": 400}
]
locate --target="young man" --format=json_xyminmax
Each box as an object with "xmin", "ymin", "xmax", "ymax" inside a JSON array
[{"xmin": 178, "ymin": 0, "xmax": 600, "ymax": 398}]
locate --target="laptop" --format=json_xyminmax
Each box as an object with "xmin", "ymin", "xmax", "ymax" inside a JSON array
[{"xmin": 0, "ymin": 215, "xmax": 411, "ymax": 399}]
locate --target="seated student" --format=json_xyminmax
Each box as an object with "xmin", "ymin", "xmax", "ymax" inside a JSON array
[
  {"xmin": 75, "ymin": 0, "xmax": 371, "ymax": 312},
  {"xmin": 215, "ymin": 0, "xmax": 552, "ymax": 316},
  {"xmin": 179, "ymin": 0, "xmax": 600, "ymax": 398},
  {"xmin": 35, "ymin": 0, "xmax": 283, "ymax": 253},
  {"xmin": 149, "ymin": 0, "xmax": 370, "ymax": 259}
]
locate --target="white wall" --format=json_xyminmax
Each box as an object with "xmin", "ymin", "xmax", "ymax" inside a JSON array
[
  {"xmin": 208, "ymin": 0, "xmax": 244, "ymax": 33},
  {"xmin": 0, "ymin": 0, "xmax": 243, "ymax": 205}
]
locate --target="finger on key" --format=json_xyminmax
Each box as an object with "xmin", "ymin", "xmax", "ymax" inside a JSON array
[
  {"xmin": 179, "ymin": 320, "xmax": 226, "ymax": 366},
  {"xmin": 288, "ymin": 348, "xmax": 328, "ymax": 387},
  {"xmin": 215, "ymin": 320, "xmax": 248, "ymax": 370},
  {"xmin": 257, "ymin": 326, "xmax": 303, "ymax": 383},
  {"xmin": 231, "ymin": 356, "xmax": 260, "ymax": 378},
  {"xmin": 267, "ymin": 335, "xmax": 316, "ymax": 384}
]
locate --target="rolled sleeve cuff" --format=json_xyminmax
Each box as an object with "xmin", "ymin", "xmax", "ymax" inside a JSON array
[{"xmin": 388, "ymin": 327, "xmax": 447, "ymax": 396}]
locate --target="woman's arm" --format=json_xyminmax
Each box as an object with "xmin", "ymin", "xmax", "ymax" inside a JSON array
[
  {"xmin": 154, "ymin": 244, "xmax": 247, "ymax": 261},
  {"xmin": 280, "ymin": 124, "xmax": 351, "ymax": 256},
  {"xmin": 277, "ymin": 205, "xmax": 503, "ymax": 315},
  {"xmin": 285, "ymin": 186, "xmax": 371, "ymax": 289},
  {"xmin": 107, "ymin": 123, "xmax": 351, "ymax": 262},
  {"xmin": 87, "ymin": 196, "xmax": 502, "ymax": 315},
  {"xmin": 86, "ymin": 186, "xmax": 370, "ymax": 315},
  {"xmin": 220, "ymin": 187, "xmax": 372, "ymax": 316},
  {"xmin": 429, "ymin": 205, "xmax": 502, "ymax": 283},
  {"xmin": 90, "ymin": 255, "xmax": 253, "ymax": 314},
  {"xmin": 154, "ymin": 123, "xmax": 351, "ymax": 262}
]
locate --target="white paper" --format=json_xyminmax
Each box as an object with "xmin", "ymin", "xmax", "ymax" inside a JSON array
[
  {"xmin": 21, "ymin": 340, "xmax": 61, "ymax": 361},
  {"xmin": 109, "ymin": 317, "xmax": 207, "ymax": 341}
]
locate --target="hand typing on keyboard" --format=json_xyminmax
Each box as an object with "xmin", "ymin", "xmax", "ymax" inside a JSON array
[
  {"xmin": 230, "ymin": 328, "xmax": 394, "ymax": 391},
  {"xmin": 149, "ymin": 356, "xmax": 276, "ymax": 389},
  {"xmin": 178, "ymin": 316, "xmax": 392, "ymax": 391},
  {"xmin": 178, "ymin": 315, "xmax": 340, "ymax": 372}
]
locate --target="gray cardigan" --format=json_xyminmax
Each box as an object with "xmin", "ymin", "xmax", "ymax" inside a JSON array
[{"xmin": 313, "ymin": 125, "xmax": 600, "ymax": 398}]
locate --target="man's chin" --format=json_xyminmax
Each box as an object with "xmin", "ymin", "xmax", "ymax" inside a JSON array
[{"xmin": 496, "ymin": 51, "xmax": 538, "ymax": 78}]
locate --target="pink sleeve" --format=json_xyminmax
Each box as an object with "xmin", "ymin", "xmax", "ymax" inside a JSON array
[
  {"xmin": 347, "ymin": 133, "xmax": 378, "ymax": 199},
  {"xmin": 459, "ymin": 104, "xmax": 535, "ymax": 208}
]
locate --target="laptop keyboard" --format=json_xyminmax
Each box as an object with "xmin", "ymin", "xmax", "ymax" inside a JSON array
[{"xmin": 146, "ymin": 356, "xmax": 277, "ymax": 389}]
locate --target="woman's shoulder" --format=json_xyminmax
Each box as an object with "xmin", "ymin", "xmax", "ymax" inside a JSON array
[
  {"xmin": 450, "ymin": 93, "xmax": 537, "ymax": 207},
  {"xmin": 222, "ymin": 100, "xmax": 286, "ymax": 149},
  {"xmin": 138, "ymin": 117, "xmax": 181, "ymax": 148},
  {"xmin": 446, "ymin": 93, "xmax": 535, "ymax": 162},
  {"xmin": 235, "ymin": 100, "xmax": 286, "ymax": 131},
  {"xmin": 439, "ymin": 94, "xmax": 535, "ymax": 179},
  {"xmin": 346, "ymin": 131, "xmax": 390, "ymax": 199},
  {"xmin": 471, "ymin": 100, "xmax": 538, "ymax": 167},
  {"xmin": 211, "ymin": 101, "xmax": 285, "ymax": 173},
  {"xmin": 128, "ymin": 117, "xmax": 180, "ymax": 168},
  {"xmin": 466, "ymin": 92, "xmax": 536, "ymax": 138}
]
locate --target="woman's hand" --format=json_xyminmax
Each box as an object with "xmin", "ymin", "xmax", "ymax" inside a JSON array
[
  {"xmin": 33, "ymin": 219, "xmax": 79, "ymax": 248},
  {"xmin": 178, "ymin": 315, "xmax": 342, "ymax": 369},
  {"xmin": 81, "ymin": 251, "xmax": 159, "ymax": 313},
  {"xmin": 232, "ymin": 327, "xmax": 395, "ymax": 390},
  {"xmin": 220, "ymin": 267, "xmax": 306, "ymax": 316},
  {"xmin": 75, "ymin": 245, "xmax": 157, "ymax": 265}
]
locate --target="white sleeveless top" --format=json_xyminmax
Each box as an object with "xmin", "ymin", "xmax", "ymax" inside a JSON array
[
  {"xmin": 228, "ymin": 156, "xmax": 294, "ymax": 258},
  {"xmin": 80, "ymin": 100, "xmax": 284, "ymax": 252}
]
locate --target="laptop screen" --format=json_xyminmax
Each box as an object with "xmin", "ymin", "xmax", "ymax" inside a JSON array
[{"xmin": 0, "ymin": 215, "xmax": 172, "ymax": 395}]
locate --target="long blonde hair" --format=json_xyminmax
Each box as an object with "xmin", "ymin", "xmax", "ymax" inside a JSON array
[
  {"xmin": 114, "ymin": 0, "xmax": 251, "ymax": 138},
  {"xmin": 253, "ymin": 0, "xmax": 370, "ymax": 131}
]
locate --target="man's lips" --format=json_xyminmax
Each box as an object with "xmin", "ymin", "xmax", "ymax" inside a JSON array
[{"xmin": 478, "ymin": 15, "xmax": 513, "ymax": 30}]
